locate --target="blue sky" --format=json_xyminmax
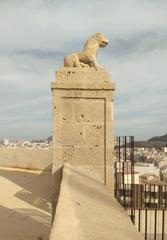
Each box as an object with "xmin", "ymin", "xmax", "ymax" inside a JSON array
[{"xmin": 0, "ymin": 0, "xmax": 167, "ymax": 140}]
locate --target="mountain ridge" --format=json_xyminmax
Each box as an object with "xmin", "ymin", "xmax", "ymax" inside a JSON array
[{"xmin": 148, "ymin": 133, "xmax": 167, "ymax": 142}]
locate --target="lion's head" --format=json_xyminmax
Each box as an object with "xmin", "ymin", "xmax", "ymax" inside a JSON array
[{"xmin": 94, "ymin": 32, "xmax": 109, "ymax": 48}]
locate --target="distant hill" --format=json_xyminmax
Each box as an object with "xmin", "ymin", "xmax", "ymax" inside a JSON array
[
  {"xmin": 134, "ymin": 141, "xmax": 167, "ymax": 148},
  {"xmin": 134, "ymin": 133, "xmax": 167, "ymax": 148},
  {"xmin": 148, "ymin": 133, "xmax": 167, "ymax": 142}
]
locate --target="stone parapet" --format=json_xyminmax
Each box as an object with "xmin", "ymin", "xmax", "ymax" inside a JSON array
[
  {"xmin": 0, "ymin": 148, "xmax": 51, "ymax": 171},
  {"xmin": 49, "ymin": 165, "xmax": 143, "ymax": 240}
]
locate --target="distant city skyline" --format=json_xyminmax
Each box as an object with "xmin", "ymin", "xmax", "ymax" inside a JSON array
[{"xmin": 0, "ymin": 0, "xmax": 167, "ymax": 140}]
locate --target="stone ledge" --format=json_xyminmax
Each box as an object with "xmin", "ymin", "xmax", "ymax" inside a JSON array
[
  {"xmin": 51, "ymin": 81, "xmax": 115, "ymax": 90},
  {"xmin": 51, "ymin": 67, "xmax": 115, "ymax": 90},
  {"xmin": 55, "ymin": 67, "xmax": 110, "ymax": 80},
  {"xmin": 50, "ymin": 164, "xmax": 143, "ymax": 240}
]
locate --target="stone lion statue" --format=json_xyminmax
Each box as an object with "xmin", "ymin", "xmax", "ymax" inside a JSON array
[{"xmin": 64, "ymin": 32, "xmax": 109, "ymax": 69}]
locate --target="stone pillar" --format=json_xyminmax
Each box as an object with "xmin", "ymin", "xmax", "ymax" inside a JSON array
[{"xmin": 51, "ymin": 68, "xmax": 115, "ymax": 215}]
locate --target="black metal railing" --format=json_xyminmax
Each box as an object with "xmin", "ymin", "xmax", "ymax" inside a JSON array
[
  {"xmin": 115, "ymin": 136, "xmax": 135, "ymax": 206},
  {"xmin": 116, "ymin": 183, "xmax": 167, "ymax": 209},
  {"xmin": 126, "ymin": 208, "xmax": 167, "ymax": 240},
  {"xmin": 114, "ymin": 136, "xmax": 167, "ymax": 240}
]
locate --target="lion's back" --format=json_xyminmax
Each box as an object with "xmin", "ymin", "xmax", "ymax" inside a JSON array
[{"xmin": 64, "ymin": 54, "xmax": 77, "ymax": 67}]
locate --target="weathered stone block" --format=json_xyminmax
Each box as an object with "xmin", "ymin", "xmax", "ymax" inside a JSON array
[
  {"xmin": 74, "ymin": 146, "xmax": 105, "ymax": 166},
  {"xmin": 61, "ymin": 146, "xmax": 74, "ymax": 163},
  {"xmin": 84, "ymin": 123, "xmax": 104, "ymax": 146},
  {"xmin": 60, "ymin": 123, "xmax": 85, "ymax": 146},
  {"xmin": 74, "ymin": 100, "xmax": 104, "ymax": 123},
  {"xmin": 61, "ymin": 101, "xmax": 74, "ymax": 122}
]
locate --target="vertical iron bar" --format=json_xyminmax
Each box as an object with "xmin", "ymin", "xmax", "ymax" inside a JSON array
[
  {"xmin": 114, "ymin": 161, "xmax": 117, "ymax": 198},
  {"xmin": 125, "ymin": 136, "xmax": 126, "ymax": 162},
  {"xmin": 162, "ymin": 209, "xmax": 165, "ymax": 240},
  {"xmin": 149, "ymin": 184, "xmax": 151, "ymax": 208},
  {"xmin": 154, "ymin": 209, "xmax": 157, "ymax": 240},
  {"xmin": 133, "ymin": 190, "xmax": 135, "ymax": 225},
  {"xmin": 138, "ymin": 209, "xmax": 141, "ymax": 232},
  {"xmin": 123, "ymin": 161, "xmax": 125, "ymax": 208},
  {"xmin": 141, "ymin": 184, "xmax": 143, "ymax": 209},
  {"xmin": 145, "ymin": 209, "xmax": 147, "ymax": 240},
  {"xmin": 118, "ymin": 137, "xmax": 121, "ymax": 162},
  {"xmin": 144, "ymin": 185, "xmax": 146, "ymax": 209},
  {"xmin": 131, "ymin": 136, "xmax": 135, "ymax": 184},
  {"xmin": 124, "ymin": 136, "xmax": 127, "ymax": 208},
  {"xmin": 160, "ymin": 185, "xmax": 162, "ymax": 208},
  {"xmin": 154, "ymin": 185, "xmax": 156, "ymax": 208},
  {"xmin": 159, "ymin": 185, "xmax": 161, "ymax": 208},
  {"xmin": 136, "ymin": 184, "xmax": 138, "ymax": 209},
  {"xmin": 131, "ymin": 136, "xmax": 135, "ymax": 210}
]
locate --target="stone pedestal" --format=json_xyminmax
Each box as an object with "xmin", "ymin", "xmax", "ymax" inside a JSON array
[{"xmin": 51, "ymin": 67, "xmax": 115, "ymax": 216}]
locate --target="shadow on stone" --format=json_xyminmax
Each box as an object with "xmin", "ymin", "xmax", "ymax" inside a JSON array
[
  {"xmin": 0, "ymin": 206, "xmax": 50, "ymax": 240},
  {"xmin": 51, "ymin": 166, "xmax": 63, "ymax": 223},
  {"xmin": 0, "ymin": 165, "xmax": 52, "ymax": 213}
]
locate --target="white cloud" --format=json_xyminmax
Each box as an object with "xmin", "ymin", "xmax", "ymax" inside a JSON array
[{"xmin": 0, "ymin": 0, "xmax": 166, "ymax": 139}]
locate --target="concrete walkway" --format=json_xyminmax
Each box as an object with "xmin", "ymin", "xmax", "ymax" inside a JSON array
[{"xmin": 0, "ymin": 167, "xmax": 51, "ymax": 240}]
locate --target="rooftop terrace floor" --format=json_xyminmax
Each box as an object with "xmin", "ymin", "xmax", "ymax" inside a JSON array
[{"xmin": 0, "ymin": 167, "xmax": 51, "ymax": 240}]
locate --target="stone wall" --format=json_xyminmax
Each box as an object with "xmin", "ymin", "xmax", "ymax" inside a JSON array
[{"xmin": 0, "ymin": 148, "xmax": 52, "ymax": 171}]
